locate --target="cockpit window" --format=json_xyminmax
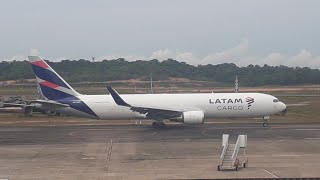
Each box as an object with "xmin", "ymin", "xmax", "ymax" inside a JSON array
[{"xmin": 273, "ymin": 99, "xmax": 280, "ymax": 103}]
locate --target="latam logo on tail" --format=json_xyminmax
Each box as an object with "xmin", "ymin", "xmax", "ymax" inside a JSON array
[{"xmin": 246, "ymin": 97, "xmax": 255, "ymax": 109}]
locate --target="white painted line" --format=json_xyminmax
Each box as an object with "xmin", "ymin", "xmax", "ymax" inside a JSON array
[
  {"xmin": 203, "ymin": 126, "xmax": 303, "ymax": 130},
  {"xmin": 151, "ymin": 132, "xmax": 157, "ymax": 136},
  {"xmin": 295, "ymin": 129, "xmax": 320, "ymax": 131},
  {"xmin": 305, "ymin": 138, "xmax": 320, "ymax": 140},
  {"xmin": 81, "ymin": 157, "xmax": 95, "ymax": 160},
  {"xmin": 85, "ymin": 128, "xmax": 141, "ymax": 131},
  {"xmin": 201, "ymin": 130, "xmax": 208, "ymax": 136},
  {"xmin": 272, "ymin": 154, "xmax": 301, "ymax": 157},
  {"xmin": 105, "ymin": 139, "xmax": 113, "ymax": 172},
  {"xmin": 262, "ymin": 169, "xmax": 279, "ymax": 178},
  {"xmin": 69, "ymin": 128, "xmax": 138, "ymax": 136},
  {"xmin": 69, "ymin": 131, "xmax": 76, "ymax": 136}
]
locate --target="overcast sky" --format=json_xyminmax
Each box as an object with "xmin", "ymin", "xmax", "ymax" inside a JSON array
[{"xmin": 1, "ymin": 0, "xmax": 320, "ymax": 68}]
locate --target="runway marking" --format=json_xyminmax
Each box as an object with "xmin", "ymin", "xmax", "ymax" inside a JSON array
[
  {"xmin": 262, "ymin": 168, "xmax": 279, "ymax": 178},
  {"xmin": 201, "ymin": 130, "xmax": 209, "ymax": 136},
  {"xmin": 82, "ymin": 157, "xmax": 95, "ymax": 160},
  {"xmin": 85, "ymin": 128, "xmax": 140, "ymax": 131},
  {"xmin": 69, "ymin": 131, "xmax": 79, "ymax": 136},
  {"xmin": 69, "ymin": 128, "xmax": 140, "ymax": 136},
  {"xmin": 272, "ymin": 154, "xmax": 301, "ymax": 157},
  {"xmin": 295, "ymin": 129, "xmax": 320, "ymax": 131},
  {"xmin": 151, "ymin": 132, "xmax": 157, "ymax": 136},
  {"xmin": 305, "ymin": 138, "xmax": 320, "ymax": 140},
  {"xmin": 202, "ymin": 126, "xmax": 290, "ymax": 131},
  {"xmin": 106, "ymin": 139, "xmax": 113, "ymax": 172}
]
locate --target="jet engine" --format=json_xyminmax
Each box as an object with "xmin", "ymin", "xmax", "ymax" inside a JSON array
[
  {"xmin": 46, "ymin": 110, "xmax": 60, "ymax": 116},
  {"xmin": 172, "ymin": 111, "xmax": 205, "ymax": 124}
]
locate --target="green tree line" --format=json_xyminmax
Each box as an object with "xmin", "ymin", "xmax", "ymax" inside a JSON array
[{"xmin": 0, "ymin": 58, "xmax": 319, "ymax": 86}]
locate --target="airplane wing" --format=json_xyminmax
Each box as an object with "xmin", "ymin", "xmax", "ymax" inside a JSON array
[{"xmin": 107, "ymin": 86, "xmax": 198, "ymax": 119}]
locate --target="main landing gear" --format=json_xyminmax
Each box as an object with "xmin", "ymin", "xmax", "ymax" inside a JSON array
[
  {"xmin": 152, "ymin": 121, "xmax": 167, "ymax": 128},
  {"xmin": 262, "ymin": 116, "xmax": 270, "ymax": 127}
]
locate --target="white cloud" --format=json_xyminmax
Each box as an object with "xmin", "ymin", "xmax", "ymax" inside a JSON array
[
  {"xmin": 146, "ymin": 39, "xmax": 320, "ymax": 69},
  {"xmin": 1, "ymin": 55, "xmax": 26, "ymax": 61},
  {"xmin": 237, "ymin": 50, "xmax": 320, "ymax": 69},
  {"xmin": 150, "ymin": 49, "xmax": 198, "ymax": 64},
  {"xmin": 97, "ymin": 55, "xmax": 147, "ymax": 61},
  {"xmin": 30, "ymin": 48, "xmax": 40, "ymax": 56},
  {"xmin": 201, "ymin": 38, "xmax": 249, "ymax": 65},
  {"xmin": 2, "ymin": 39, "xmax": 320, "ymax": 69}
]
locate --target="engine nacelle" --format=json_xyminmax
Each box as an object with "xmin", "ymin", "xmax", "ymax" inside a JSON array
[
  {"xmin": 46, "ymin": 110, "xmax": 60, "ymax": 116},
  {"xmin": 174, "ymin": 111, "xmax": 205, "ymax": 124}
]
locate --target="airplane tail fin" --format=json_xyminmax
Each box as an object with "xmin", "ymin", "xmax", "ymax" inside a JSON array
[{"xmin": 28, "ymin": 56, "xmax": 80, "ymax": 100}]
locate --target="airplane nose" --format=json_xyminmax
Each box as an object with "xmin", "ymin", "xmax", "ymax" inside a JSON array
[
  {"xmin": 282, "ymin": 102, "xmax": 287, "ymax": 111},
  {"xmin": 278, "ymin": 102, "xmax": 287, "ymax": 114}
]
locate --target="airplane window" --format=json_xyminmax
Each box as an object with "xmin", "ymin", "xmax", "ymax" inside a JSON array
[{"xmin": 273, "ymin": 99, "xmax": 279, "ymax": 103}]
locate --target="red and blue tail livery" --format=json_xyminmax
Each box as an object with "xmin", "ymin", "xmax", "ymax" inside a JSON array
[{"xmin": 28, "ymin": 56, "xmax": 98, "ymax": 118}]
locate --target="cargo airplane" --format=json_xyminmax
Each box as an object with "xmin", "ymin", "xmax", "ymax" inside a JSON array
[{"xmin": 28, "ymin": 56, "xmax": 286, "ymax": 128}]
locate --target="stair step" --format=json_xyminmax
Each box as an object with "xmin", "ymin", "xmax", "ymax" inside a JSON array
[
  {"xmin": 222, "ymin": 162, "xmax": 232, "ymax": 165},
  {"xmin": 222, "ymin": 163, "xmax": 232, "ymax": 166},
  {"xmin": 221, "ymin": 165, "xmax": 233, "ymax": 168}
]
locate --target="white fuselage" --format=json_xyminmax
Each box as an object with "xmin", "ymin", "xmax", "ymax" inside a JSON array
[{"xmin": 45, "ymin": 92, "xmax": 286, "ymax": 120}]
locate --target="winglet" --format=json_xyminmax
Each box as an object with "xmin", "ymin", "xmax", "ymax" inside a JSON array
[{"xmin": 107, "ymin": 86, "xmax": 131, "ymax": 107}]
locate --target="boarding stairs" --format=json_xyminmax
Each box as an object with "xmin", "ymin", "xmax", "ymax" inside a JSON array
[{"xmin": 218, "ymin": 134, "xmax": 248, "ymax": 171}]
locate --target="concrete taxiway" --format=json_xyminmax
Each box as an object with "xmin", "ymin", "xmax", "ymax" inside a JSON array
[{"xmin": 0, "ymin": 122, "xmax": 320, "ymax": 179}]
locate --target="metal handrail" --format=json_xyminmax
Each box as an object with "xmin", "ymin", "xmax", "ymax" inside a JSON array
[
  {"xmin": 231, "ymin": 136, "xmax": 241, "ymax": 165},
  {"xmin": 219, "ymin": 138, "xmax": 228, "ymax": 164}
]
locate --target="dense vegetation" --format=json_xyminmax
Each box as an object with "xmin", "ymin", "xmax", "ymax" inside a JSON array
[{"xmin": 0, "ymin": 58, "xmax": 319, "ymax": 86}]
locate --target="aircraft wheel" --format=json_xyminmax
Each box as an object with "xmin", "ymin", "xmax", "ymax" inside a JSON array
[
  {"xmin": 235, "ymin": 165, "xmax": 239, "ymax": 171},
  {"xmin": 217, "ymin": 165, "xmax": 221, "ymax": 171},
  {"xmin": 152, "ymin": 122, "xmax": 158, "ymax": 128},
  {"xmin": 263, "ymin": 122, "xmax": 268, "ymax": 127},
  {"xmin": 160, "ymin": 122, "xmax": 167, "ymax": 128},
  {"xmin": 243, "ymin": 163, "xmax": 246, "ymax": 168}
]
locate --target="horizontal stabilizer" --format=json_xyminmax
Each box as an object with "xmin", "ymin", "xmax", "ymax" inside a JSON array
[{"xmin": 30, "ymin": 100, "xmax": 70, "ymax": 107}]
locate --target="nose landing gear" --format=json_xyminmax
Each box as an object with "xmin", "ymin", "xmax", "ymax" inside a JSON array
[{"xmin": 262, "ymin": 116, "xmax": 270, "ymax": 127}]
